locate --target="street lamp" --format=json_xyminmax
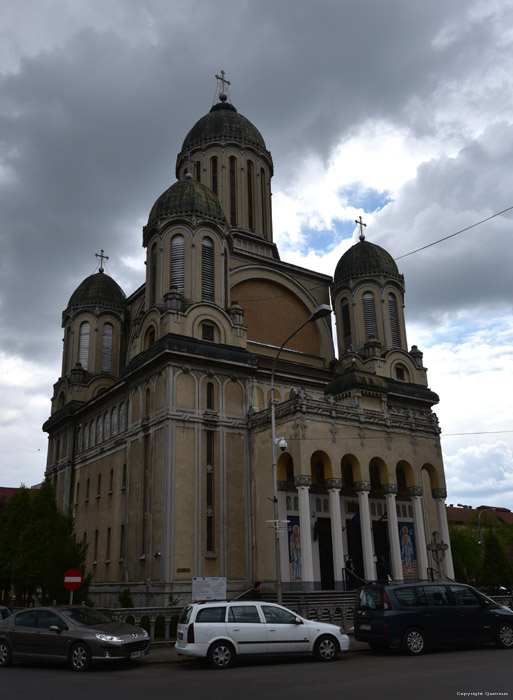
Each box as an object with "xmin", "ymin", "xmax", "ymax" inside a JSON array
[
  {"xmin": 477, "ymin": 507, "xmax": 496, "ymax": 550},
  {"xmin": 270, "ymin": 304, "xmax": 332, "ymax": 604}
]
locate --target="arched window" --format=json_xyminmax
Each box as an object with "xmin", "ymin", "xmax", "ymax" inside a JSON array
[
  {"xmin": 315, "ymin": 460, "xmax": 325, "ymax": 485},
  {"xmin": 89, "ymin": 421, "xmax": 95, "ymax": 447},
  {"xmin": 388, "ymin": 293, "xmax": 401, "ymax": 347},
  {"xmin": 201, "ymin": 237, "xmax": 215, "ymax": 302},
  {"xmin": 96, "ymin": 416, "xmax": 103, "ymax": 443},
  {"xmin": 144, "ymin": 326, "xmax": 156, "ymax": 349},
  {"xmin": 341, "ymin": 299, "xmax": 352, "ymax": 351},
  {"xmin": 170, "ymin": 234, "xmax": 185, "ymax": 293},
  {"xmin": 119, "ymin": 403, "xmax": 126, "ymax": 432},
  {"xmin": 77, "ymin": 427, "xmax": 83, "ymax": 453},
  {"xmin": 83, "ymin": 425, "xmax": 89, "ymax": 450},
  {"xmin": 343, "ymin": 463, "xmax": 354, "ymax": 487},
  {"xmin": 362, "ymin": 291, "xmax": 379, "ymax": 340},
  {"xmin": 247, "ymin": 160, "xmax": 254, "ymax": 230},
  {"xmin": 286, "ymin": 458, "xmax": 294, "ymax": 483},
  {"xmin": 260, "ymin": 168, "xmax": 267, "ymax": 237},
  {"xmin": 150, "ymin": 243, "xmax": 158, "ymax": 306},
  {"xmin": 194, "ymin": 160, "xmax": 201, "ymax": 182},
  {"xmin": 111, "ymin": 407, "xmax": 118, "ymax": 436},
  {"xmin": 229, "ymin": 156, "xmax": 237, "ymax": 226},
  {"xmin": 101, "ymin": 323, "xmax": 113, "ymax": 373},
  {"xmin": 103, "ymin": 412, "xmax": 110, "ymax": 440},
  {"xmin": 78, "ymin": 321, "xmax": 90, "ymax": 370},
  {"xmin": 211, "ymin": 156, "xmax": 218, "ymax": 196}
]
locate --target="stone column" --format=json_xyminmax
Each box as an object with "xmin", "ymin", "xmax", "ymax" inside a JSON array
[
  {"xmin": 432, "ymin": 488, "xmax": 455, "ymax": 579},
  {"xmin": 356, "ymin": 481, "xmax": 376, "ymax": 581},
  {"xmin": 326, "ymin": 479, "xmax": 345, "ymax": 589},
  {"xmin": 295, "ymin": 476, "xmax": 314, "ymax": 591},
  {"xmin": 383, "ymin": 484, "xmax": 403, "ymax": 582},
  {"xmin": 407, "ymin": 486, "xmax": 429, "ymax": 580}
]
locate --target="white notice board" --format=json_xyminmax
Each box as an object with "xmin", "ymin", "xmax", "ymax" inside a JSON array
[{"xmin": 192, "ymin": 577, "xmax": 227, "ymax": 601}]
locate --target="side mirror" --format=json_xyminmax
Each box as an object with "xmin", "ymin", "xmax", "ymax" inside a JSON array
[
  {"xmin": 49, "ymin": 625, "xmax": 62, "ymax": 633},
  {"xmin": 294, "ymin": 617, "xmax": 303, "ymax": 624}
]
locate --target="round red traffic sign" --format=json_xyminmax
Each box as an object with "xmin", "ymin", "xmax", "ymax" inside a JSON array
[{"xmin": 63, "ymin": 569, "xmax": 82, "ymax": 591}]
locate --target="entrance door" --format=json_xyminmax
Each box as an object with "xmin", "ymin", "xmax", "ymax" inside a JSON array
[{"xmin": 317, "ymin": 518, "xmax": 335, "ymax": 590}]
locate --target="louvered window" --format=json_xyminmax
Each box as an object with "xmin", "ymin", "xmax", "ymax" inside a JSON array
[
  {"xmin": 78, "ymin": 322, "xmax": 90, "ymax": 370},
  {"xmin": 229, "ymin": 156, "xmax": 237, "ymax": 226},
  {"xmin": 260, "ymin": 168, "xmax": 267, "ymax": 237},
  {"xmin": 362, "ymin": 292, "xmax": 379, "ymax": 340},
  {"xmin": 170, "ymin": 235, "xmax": 185, "ymax": 293},
  {"xmin": 201, "ymin": 237, "xmax": 215, "ymax": 301},
  {"xmin": 195, "ymin": 161, "xmax": 201, "ymax": 182},
  {"xmin": 388, "ymin": 293, "xmax": 401, "ymax": 347},
  {"xmin": 150, "ymin": 244, "xmax": 157, "ymax": 306},
  {"xmin": 341, "ymin": 299, "xmax": 352, "ymax": 351},
  {"xmin": 211, "ymin": 156, "xmax": 218, "ymax": 196},
  {"xmin": 247, "ymin": 160, "xmax": 254, "ymax": 230},
  {"xmin": 101, "ymin": 323, "xmax": 113, "ymax": 373}
]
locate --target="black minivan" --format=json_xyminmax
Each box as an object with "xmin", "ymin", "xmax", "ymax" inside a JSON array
[{"xmin": 354, "ymin": 581, "xmax": 513, "ymax": 654}]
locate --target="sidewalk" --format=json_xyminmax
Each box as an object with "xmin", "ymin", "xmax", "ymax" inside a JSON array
[{"xmin": 142, "ymin": 635, "xmax": 369, "ymax": 664}]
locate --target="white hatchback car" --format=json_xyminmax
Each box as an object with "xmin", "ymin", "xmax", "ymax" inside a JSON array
[{"xmin": 176, "ymin": 600, "xmax": 350, "ymax": 668}]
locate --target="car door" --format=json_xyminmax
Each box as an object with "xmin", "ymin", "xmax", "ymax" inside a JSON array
[
  {"xmin": 261, "ymin": 604, "xmax": 310, "ymax": 653},
  {"xmin": 225, "ymin": 605, "xmax": 267, "ymax": 655},
  {"xmin": 417, "ymin": 585, "xmax": 458, "ymax": 643},
  {"xmin": 33, "ymin": 610, "xmax": 70, "ymax": 658},
  {"xmin": 449, "ymin": 585, "xmax": 494, "ymax": 643},
  {"xmin": 9, "ymin": 609, "xmax": 39, "ymax": 657}
]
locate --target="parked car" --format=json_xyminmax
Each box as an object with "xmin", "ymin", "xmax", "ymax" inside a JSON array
[
  {"xmin": 354, "ymin": 581, "xmax": 513, "ymax": 655},
  {"xmin": 0, "ymin": 606, "xmax": 150, "ymax": 671},
  {"xmin": 0, "ymin": 607, "xmax": 11, "ymax": 621},
  {"xmin": 176, "ymin": 600, "xmax": 350, "ymax": 669}
]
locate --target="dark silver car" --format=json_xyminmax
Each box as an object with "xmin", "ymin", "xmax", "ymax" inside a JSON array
[
  {"xmin": 0, "ymin": 606, "xmax": 150, "ymax": 671},
  {"xmin": 0, "ymin": 606, "xmax": 11, "ymax": 621}
]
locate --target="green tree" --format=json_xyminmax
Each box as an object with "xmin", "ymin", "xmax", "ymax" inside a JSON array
[
  {"xmin": 0, "ymin": 486, "xmax": 35, "ymax": 603},
  {"xmin": 449, "ymin": 527, "xmax": 482, "ymax": 584},
  {"xmin": 11, "ymin": 480, "xmax": 88, "ymax": 604},
  {"xmin": 480, "ymin": 530, "xmax": 513, "ymax": 591}
]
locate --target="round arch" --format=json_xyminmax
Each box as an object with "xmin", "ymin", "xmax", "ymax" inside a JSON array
[
  {"xmin": 341, "ymin": 454, "xmax": 362, "ymax": 486},
  {"xmin": 310, "ymin": 450, "xmax": 333, "ymax": 484}
]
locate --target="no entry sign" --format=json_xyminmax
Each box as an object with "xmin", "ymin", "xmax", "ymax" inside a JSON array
[{"xmin": 63, "ymin": 569, "xmax": 82, "ymax": 591}]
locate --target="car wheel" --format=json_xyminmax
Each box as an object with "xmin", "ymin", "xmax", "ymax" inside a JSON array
[
  {"xmin": 401, "ymin": 627, "xmax": 426, "ymax": 656},
  {"xmin": 496, "ymin": 622, "xmax": 513, "ymax": 649},
  {"xmin": 69, "ymin": 643, "xmax": 91, "ymax": 672},
  {"xmin": 207, "ymin": 641, "xmax": 235, "ymax": 669},
  {"xmin": 313, "ymin": 634, "xmax": 339, "ymax": 662},
  {"xmin": 0, "ymin": 641, "xmax": 12, "ymax": 667}
]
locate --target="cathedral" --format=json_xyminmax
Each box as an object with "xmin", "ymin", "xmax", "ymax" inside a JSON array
[{"xmin": 43, "ymin": 74, "xmax": 454, "ymax": 605}]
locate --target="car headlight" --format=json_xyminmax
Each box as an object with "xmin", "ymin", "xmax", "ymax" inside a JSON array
[
  {"xmin": 95, "ymin": 633, "xmax": 124, "ymax": 643},
  {"xmin": 142, "ymin": 630, "xmax": 149, "ymax": 638}
]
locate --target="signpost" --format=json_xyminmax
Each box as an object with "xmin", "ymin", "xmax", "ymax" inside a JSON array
[{"xmin": 63, "ymin": 568, "xmax": 82, "ymax": 604}]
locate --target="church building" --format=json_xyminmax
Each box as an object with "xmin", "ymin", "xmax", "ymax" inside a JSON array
[{"xmin": 43, "ymin": 74, "xmax": 454, "ymax": 605}]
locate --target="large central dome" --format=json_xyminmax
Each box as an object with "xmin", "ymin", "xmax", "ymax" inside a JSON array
[{"xmin": 179, "ymin": 101, "xmax": 267, "ymax": 156}]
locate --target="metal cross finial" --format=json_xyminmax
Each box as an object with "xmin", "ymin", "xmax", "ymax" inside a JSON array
[
  {"xmin": 215, "ymin": 70, "xmax": 231, "ymax": 102},
  {"xmin": 355, "ymin": 216, "xmax": 367, "ymax": 241},
  {"xmin": 95, "ymin": 249, "xmax": 109, "ymax": 272}
]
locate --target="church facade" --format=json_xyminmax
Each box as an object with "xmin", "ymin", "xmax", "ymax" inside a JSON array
[{"xmin": 43, "ymin": 75, "xmax": 454, "ymax": 605}]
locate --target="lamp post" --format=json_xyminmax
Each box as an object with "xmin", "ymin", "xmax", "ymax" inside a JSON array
[
  {"xmin": 477, "ymin": 507, "xmax": 495, "ymax": 550},
  {"xmin": 270, "ymin": 304, "xmax": 332, "ymax": 604}
]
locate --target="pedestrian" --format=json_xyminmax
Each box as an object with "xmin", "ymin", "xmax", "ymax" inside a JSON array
[
  {"xmin": 377, "ymin": 555, "xmax": 390, "ymax": 583},
  {"xmin": 249, "ymin": 581, "xmax": 261, "ymax": 600},
  {"xmin": 345, "ymin": 556, "xmax": 356, "ymax": 590}
]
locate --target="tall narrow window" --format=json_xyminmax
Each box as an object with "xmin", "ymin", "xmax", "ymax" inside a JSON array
[
  {"xmin": 78, "ymin": 322, "xmax": 90, "ymax": 370},
  {"xmin": 229, "ymin": 156, "xmax": 237, "ymax": 226},
  {"xmin": 341, "ymin": 299, "xmax": 352, "ymax": 351},
  {"xmin": 211, "ymin": 156, "xmax": 218, "ymax": 196},
  {"xmin": 101, "ymin": 323, "xmax": 113, "ymax": 373},
  {"xmin": 194, "ymin": 160, "xmax": 201, "ymax": 182},
  {"xmin": 106, "ymin": 527, "xmax": 111, "ymax": 562},
  {"xmin": 206, "ymin": 381, "xmax": 214, "ymax": 410},
  {"xmin": 170, "ymin": 234, "xmax": 185, "ymax": 293},
  {"xmin": 247, "ymin": 160, "xmax": 254, "ymax": 230},
  {"xmin": 119, "ymin": 524, "xmax": 125, "ymax": 560},
  {"xmin": 201, "ymin": 237, "xmax": 215, "ymax": 302},
  {"xmin": 388, "ymin": 293, "xmax": 401, "ymax": 347},
  {"xmin": 150, "ymin": 243, "xmax": 157, "ymax": 306},
  {"xmin": 94, "ymin": 530, "xmax": 99, "ymax": 563},
  {"xmin": 260, "ymin": 168, "xmax": 267, "ymax": 238},
  {"xmin": 362, "ymin": 291, "xmax": 379, "ymax": 340}
]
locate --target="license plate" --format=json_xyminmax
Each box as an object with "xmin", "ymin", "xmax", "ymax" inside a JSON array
[
  {"xmin": 130, "ymin": 650, "xmax": 144, "ymax": 659},
  {"xmin": 359, "ymin": 624, "xmax": 371, "ymax": 631}
]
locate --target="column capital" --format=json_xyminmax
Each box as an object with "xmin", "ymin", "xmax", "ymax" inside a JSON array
[
  {"xmin": 407, "ymin": 486, "xmax": 423, "ymax": 498},
  {"xmin": 383, "ymin": 484, "xmax": 398, "ymax": 495},
  {"xmin": 294, "ymin": 475, "xmax": 312, "ymax": 488},
  {"xmin": 356, "ymin": 480, "xmax": 371, "ymax": 493},
  {"xmin": 432, "ymin": 488, "xmax": 447, "ymax": 500},
  {"xmin": 326, "ymin": 478, "xmax": 342, "ymax": 490}
]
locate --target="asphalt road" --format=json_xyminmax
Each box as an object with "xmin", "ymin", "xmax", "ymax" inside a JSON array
[{"xmin": 2, "ymin": 646, "xmax": 511, "ymax": 700}]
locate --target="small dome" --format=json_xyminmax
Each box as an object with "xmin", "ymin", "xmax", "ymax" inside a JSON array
[
  {"xmin": 67, "ymin": 271, "xmax": 126, "ymax": 312},
  {"xmin": 147, "ymin": 179, "xmax": 226, "ymax": 227},
  {"xmin": 334, "ymin": 240, "xmax": 401, "ymax": 285},
  {"xmin": 179, "ymin": 101, "xmax": 267, "ymax": 155}
]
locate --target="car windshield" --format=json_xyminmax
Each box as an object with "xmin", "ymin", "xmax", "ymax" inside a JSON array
[{"xmin": 60, "ymin": 608, "xmax": 112, "ymax": 627}]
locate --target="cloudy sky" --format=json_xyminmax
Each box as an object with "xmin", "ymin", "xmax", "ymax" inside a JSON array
[{"xmin": 1, "ymin": 0, "xmax": 512, "ymax": 510}]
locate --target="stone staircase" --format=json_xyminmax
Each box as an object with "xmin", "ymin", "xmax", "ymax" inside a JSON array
[{"xmin": 280, "ymin": 591, "xmax": 357, "ymax": 631}]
